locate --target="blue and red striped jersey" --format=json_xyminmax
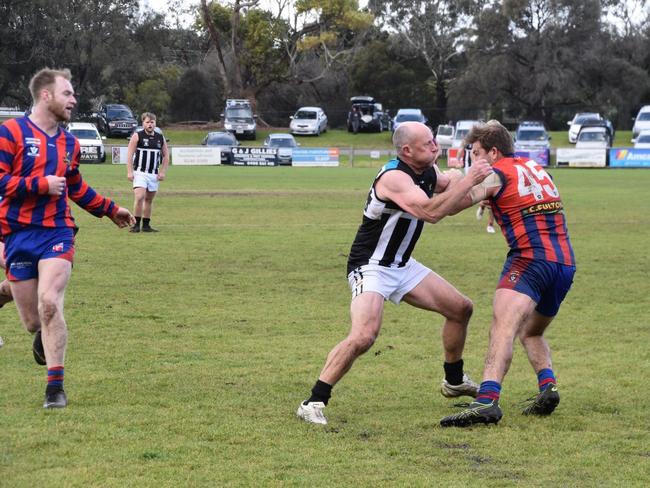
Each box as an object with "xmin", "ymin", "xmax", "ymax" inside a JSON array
[
  {"xmin": 489, "ymin": 157, "xmax": 575, "ymax": 266},
  {"xmin": 0, "ymin": 117, "xmax": 118, "ymax": 237}
]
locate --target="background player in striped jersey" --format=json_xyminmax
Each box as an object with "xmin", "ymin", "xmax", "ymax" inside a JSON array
[
  {"xmin": 440, "ymin": 120, "xmax": 576, "ymax": 427},
  {"xmin": 0, "ymin": 68, "xmax": 135, "ymax": 408},
  {"xmin": 297, "ymin": 122, "xmax": 493, "ymax": 425},
  {"xmin": 126, "ymin": 112, "xmax": 169, "ymax": 233}
]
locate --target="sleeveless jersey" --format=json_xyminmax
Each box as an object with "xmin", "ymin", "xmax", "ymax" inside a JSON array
[
  {"xmin": 490, "ymin": 157, "xmax": 575, "ymax": 266},
  {"xmin": 132, "ymin": 130, "xmax": 165, "ymax": 174},
  {"xmin": 347, "ymin": 159, "xmax": 437, "ymax": 274}
]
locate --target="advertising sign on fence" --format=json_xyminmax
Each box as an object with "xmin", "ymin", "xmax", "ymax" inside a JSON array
[
  {"xmin": 291, "ymin": 148, "xmax": 340, "ymax": 167},
  {"xmin": 111, "ymin": 146, "xmax": 128, "ymax": 164},
  {"xmin": 232, "ymin": 147, "xmax": 278, "ymax": 166},
  {"xmin": 171, "ymin": 147, "xmax": 221, "ymax": 165},
  {"xmin": 515, "ymin": 149, "xmax": 550, "ymax": 167},
  {"xmin": 556, "ymin": 148, "xmax": 607, "ymax": 168},
  {"xmin": 609, "ymin": 148, "xmax": 650, "ymax": 168}
]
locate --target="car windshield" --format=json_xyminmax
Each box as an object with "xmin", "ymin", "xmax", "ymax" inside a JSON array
[
  {"xmin": 575, "ymin": 115, "xmax": 599, "ymax": 124},
  {"xmin": 295, "ymin": 111, "xmax": 317, "ymax": 119},
  {"xmin": 269, "ymin": 138, "xmax": 295, "ymax": 147},
  {"xmin": 70, "ymin": 129, "xmax": 100, "ymax": 140},
  {"xmin": 207, "ymin": 134, "xmax": 235, "ymax": 145},
  {"xmin": 437, "ymin": 127, "xmax": 453, "ymax": 136},
  {"xmin": 579, "ymin": 131, "xmax": 607, "ymax": 142},
  {"xmin": 107, "ymin": 108, "xmax": 133, "ymax": 119},
  {"xmin": 226, "ymin": 108, "xmax": 252, "ymax": 118},
  {"xmin": 638, "ymin": 113, "xmax": 650, "ymax": 121},
  {"xmin": 637, "ymin": 134, "xmax": 650, "ymax": 143},
  {"xmin": 455, "ymin": 129, "xmax": 469, "ymax": 140},
  {"xmin": 517, "ymin": 130, "xmax": 547, "ymax": 141},
  {"xmin": 396, "ymin": 113, "xmax": 423, "ymax": 122}
]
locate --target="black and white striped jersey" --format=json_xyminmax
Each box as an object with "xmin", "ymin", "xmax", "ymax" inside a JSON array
[
  {"xmin": 132, "ymin": 130, "xmax": 166, "ymax": 174},
  {"xmin": 347, "ymin": 159, "xmax": 437, "ymax": 274}
]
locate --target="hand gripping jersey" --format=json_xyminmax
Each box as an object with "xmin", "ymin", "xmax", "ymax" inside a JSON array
[
  {"xmin": 490, "ymin": 157, "xmax": 575, "ymax": 266},
  {"xmin": 347, "ymin": 159, "xmax": 437, "ymax": 274},
  {"xmin": 0, "ymin": 117, "xmax": 118, "ymax": 236},
  {"xmin": 132, "ymin": 129, "xmax": 166, "ymax": 174}
]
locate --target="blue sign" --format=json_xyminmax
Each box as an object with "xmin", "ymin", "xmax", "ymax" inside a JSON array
[
  {"xmin": 609, "ymin": 148, "xmax": 650, "ymax": 168},
  {"xmin": 515, "ymin": 149, "xmax": 550, "ymax": 167},
  {"xmin": 292, "ymin": 148, "xmax": 339, "ymax": 167}
]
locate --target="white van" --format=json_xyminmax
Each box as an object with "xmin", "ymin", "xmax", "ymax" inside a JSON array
[
  {"xmin": 452, "ymin": 120, "xmax": 480, "ymax": 148},
  {"xmin": 632, "ymin": 105, "xmax": 650, "ymax": 142}
]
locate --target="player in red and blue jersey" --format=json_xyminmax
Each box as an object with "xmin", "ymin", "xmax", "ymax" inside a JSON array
[
  {"xmin": 0, "ymin": 68, "xmax": 135, "ymax": 409},
  {"xmin": 441, "ymin": 120, "xmax": 576, "ymax": 427}
]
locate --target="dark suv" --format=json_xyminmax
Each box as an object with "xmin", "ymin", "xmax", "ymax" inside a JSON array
[
  {"xmin": 95, "ymin": 104, "xmax": 137, "ymax": 138},
  {"xmin": 347, "ymin": 96, "xmax": 386, "ymax": 133}
]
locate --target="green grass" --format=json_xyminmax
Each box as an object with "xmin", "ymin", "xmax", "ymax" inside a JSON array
[{"xmin": 2, "ymin": 165, "xmax": 649, "ymax": 487}]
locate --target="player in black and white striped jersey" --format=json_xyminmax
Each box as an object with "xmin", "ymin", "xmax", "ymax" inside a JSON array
[
  {"xmin": 297, "ymin": 122, "xmax": 493, "ymax": 425},
  {"xmin": 126, "ymin": 112, "xmax": 169, "ymax": 233}
]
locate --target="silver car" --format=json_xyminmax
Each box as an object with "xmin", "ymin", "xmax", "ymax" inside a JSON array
[
  {"xmin": 263, "ymin": 133, "xmax": 300, "ymax": 165},
  {"xmin": 290, "ymin": 107, "xmax": 328, "ymax": 136}
]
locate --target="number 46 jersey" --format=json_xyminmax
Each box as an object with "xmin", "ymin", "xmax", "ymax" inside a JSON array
[{"xmin": 490, "ymin": 157, "xmax": 575, "ymax": 266}]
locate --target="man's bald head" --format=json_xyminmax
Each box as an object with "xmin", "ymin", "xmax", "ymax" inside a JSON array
[{"xmin": 393, "ymin": 122, "xmax": 432, "ymax": 157}]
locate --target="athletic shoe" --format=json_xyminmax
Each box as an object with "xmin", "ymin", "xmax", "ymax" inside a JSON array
[
  {"xmin": 476, "ymin": 206, "xmax": 485, "ymax": 220},
  {"xmin": 522, "ymin": 384, "xmax": 560, "ymax": 416},
  {"xmin": 440, "ymin": 374, "xmax": 479, "ymax": 398},
  {"xmin": 142, "ymin": 226, "xmax": 159, "ymax": 233},
  {"xmin": 129, "ymin": 225, "xmax": 140, "ymax": 233},
  {"xmin": 486, "ymin": 224, "xmax": 496, "ymax": 233},
  {"xmin": 43, "ymin": 389, "xmax": 67, "ymax": 409},
  {"xmin": 296, "ymin": 401, "xmax": 327, "ymax": 425},
  {"xmin": 33, "ymin": 330, "xmax": 46, "ymax": 365},
  {"xmin": 440, "ymin": 400, "xmax": 503, "ymax": 427}
]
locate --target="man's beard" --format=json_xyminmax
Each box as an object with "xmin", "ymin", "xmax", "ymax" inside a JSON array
[{"xmin": 50, "ymin": 100, "xmax": 71, "ymax": 122}]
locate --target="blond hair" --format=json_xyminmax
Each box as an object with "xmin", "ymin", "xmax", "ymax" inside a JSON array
[{"xmin": 28, "ymin": 68, "xmax": 72, "ymax": 102}]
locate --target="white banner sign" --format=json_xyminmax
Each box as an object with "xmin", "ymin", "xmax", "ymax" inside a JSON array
[
  {"xmin": 556, "ymin": 148, "xmax": 607, "ymax": 168},
  {"xmin": 171, "ymin": 147, "xmax": 221, "ymax": 165},
  {"xmin": 111, "ymin": 146, "xmax": 129, "ymax": 164}
]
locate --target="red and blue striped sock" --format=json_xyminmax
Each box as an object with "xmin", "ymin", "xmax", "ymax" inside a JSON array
[
  {"xmin": 475, "ymin": 380, "xmax": 501, "ymax": 404},
  {"xmin": 47, "ymin": 366, "xmax": 64, "ymax": 391},
  {"xmin": 537, "ymin": 368, "xmax": 556, "ymax": 391}
]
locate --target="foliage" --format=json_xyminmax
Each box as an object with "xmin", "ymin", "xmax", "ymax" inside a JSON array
[{"xmin": 2, "ymin": 164, "xmax": 650, "ymax": 486}]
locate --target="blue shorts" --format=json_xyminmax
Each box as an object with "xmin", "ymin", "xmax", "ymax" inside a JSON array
[
  {"xmin": 497, "ymin": 256, "xmax": 575, "ymax": 317},
  {"xmin": 4, "ymin": 227, "xmax": 75, "ymax": 281}
]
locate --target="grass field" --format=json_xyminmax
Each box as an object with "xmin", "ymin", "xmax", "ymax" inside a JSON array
[{"xmin": 2, "ymin": 164, "xmax": 649, "ymax": 487}]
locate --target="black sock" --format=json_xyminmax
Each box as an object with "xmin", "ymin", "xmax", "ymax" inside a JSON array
[
  {"xmin": 143, "ymin": 218, "xmax": 151, "ymax": 228},
  {"xmin": 134, "ymin": 216, "xmax": 141, "ymax": 227},
  {"xmin": 306, "ymin": 379, "xmax": 332, "ymax": 405},
  {"xmin": 444, "ymin": 359, "xmax": 464, "ymax": 385}
]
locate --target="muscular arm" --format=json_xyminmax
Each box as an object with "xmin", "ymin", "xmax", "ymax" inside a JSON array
[
  {"xmin": 447, "ymin": 172, "xmax": 503, "ymax": 215},
  {"xmin": 375, "ymin": 161, "xmax": 492, "ymax": 224},
  {"xmin": 158, "ymin": 139, "xmax": 170, "ymax": 180},
  {"xmin": 126, "ymin": 132, "xmax": 138, "ymax": 178}
]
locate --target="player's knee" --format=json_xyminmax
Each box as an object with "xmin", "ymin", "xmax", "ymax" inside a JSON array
[
  {"xmin": 450, "ymin": 296, "xmax": 473, "ymax": 325},
  {"xmin": 23, "ymin": 317, "xmax": 41, "ymax": 333},
  {"xmin": 349, "ymin": 332, "xmax": 377, "ymax": 355},
  {"xmin": 38, "ymin": 294, "xmax": 62, "ymax": 324}
]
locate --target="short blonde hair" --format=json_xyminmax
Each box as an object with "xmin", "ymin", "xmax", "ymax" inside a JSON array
[
  {"xmin": 465, "ymin": 119, "xmax": 514, "ymax": 155},
  {"xmin": 28, "ymin": 68, "xmax": 72, "ymax": 102},
  {"xmin": 141, "ymin": 112, "xmax": 157, "ymax": 122}
]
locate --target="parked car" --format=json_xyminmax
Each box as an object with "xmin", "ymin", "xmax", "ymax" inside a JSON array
[
  {"xmin": 347, "ymin": 96, "xmax": 386, "ymax": 133},
  {"xmin": 221, "ymin": 99, "xmax": 256, "ymax": 140},
  {"xmin": 202, "ymin": 131, "xmax": 240, "ymax": 164},
  {"xmin": 567, "ymin": 112, "xmax": 600, "ymax": 143},
  {"xmin": 67, "ymin": 122, "xmax": 106, "ymax": 162},
  {"xmin": 435, "ymin": 124, "xmax": 455, "ymax": 150},
  {"xmin": 452, "ymin": 120, "xmax": 480, "ymax": 148},
  {"xmin": 290, "ymin": 107, "xmax": 328, "ymax": 136},
  {"xmin": 94, "ymin": 103, "xmax": 137, "ymax": 138},
  {"xmin": 392, "ymin": 108, "xmax": 427, "ymax": 133},
  {"xmin": 575, "ymin": 126, "xmax": 610, "ymax": 149},
  {"xmin": 578, "ymin": 120, "xmax": 613, "ymax": 147},
  {"xmin": 263, "ymin": 133, "xmax": 299, "ymax": 165},
  {"xmin": 632, "ymin": 105, "xmax": 650, "ymax": 142},
  {"xmin": 514, "ymin": 121, "xmax": 551, "ymax": 151},
  {"xmin": 633, "ymin": 130, "xmax": 650, "ymax": 148}
]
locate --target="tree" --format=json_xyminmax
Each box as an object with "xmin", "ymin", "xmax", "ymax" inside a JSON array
[{"xmin": 198, "ymin": 0, "xmax": 373, "ymax": 108}]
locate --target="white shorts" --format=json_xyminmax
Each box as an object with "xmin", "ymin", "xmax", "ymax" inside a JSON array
[
  {"xmin": 133, "ymin": 171, "xmax": 159, "ymax": 192},
  {"xmin": 347, "ymin": 258, "xmax": 432, "ymax": 305}
]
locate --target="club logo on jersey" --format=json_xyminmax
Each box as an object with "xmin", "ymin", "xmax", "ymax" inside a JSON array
[
  {"xmin": 27, "ymin": 146, "xmax": 39, "ymax": 157},
  {"xmin": 63, "ymin": 152, "xmax": 71, "ymax": 166},
  {"xmin": 143, "ymin": 139, "xmax": 149, "ymax": 147},
  {"xmin": 508, "ymin": 271, "xmax": 520, "ymax": 283},
  {"xmin": 52, "ymin": 242, "xmax": 64, "ymax": 253}
]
